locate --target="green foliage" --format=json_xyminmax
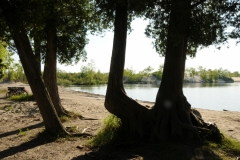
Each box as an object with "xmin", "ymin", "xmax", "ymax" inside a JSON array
[
  {"xmin": 56, "ymin": 64, "xmax": 237, "ymax": 85},
  {"xmin": 66, "ymin": 126, "xmax": 79, "ymax": 133},
  {"xmin": 0, "ymin": 59, "xmax": 6, "ymax": 79},
  {"xmin": 230, "ymin": 71, "xmax": 240, "ymax": 77},
  {"xmin": 8, "ymin": 94, "xmax": 34, "ymax": 101},
  {"xmin": 196, "ymin": 66, "xmax": 233, "ymax": 83},
  {"xmin": 19, "ymin": 128, "xmax": 29, "ymax": 136},
  {"xmin": 59, "ymin": 115, "xmax": 69, "ymax": 122},
  {"xmin": 152, "ymin": 65, "xmax": 164, "ymax": 80},
  {"xmin": 0, "ymin": 41, "xmax": 13, "ymax": 80},
  {"xmin": 223, "ymin": 1, "xmax": 240, "ymax": 43},
  {"xmin": 88, "ymin": 114, "xmax": 122, "ymax": 147},
  {"xmin": 145, "ymin": 0, "xmax": 227, "ymax": 57},
  {"xmin": 57, "ymin": 61, "xmax": 108, "ymax": 85},
  {"xmin": 207, "ymin": 135, "xmax": 240, "ymax": 158},
  {"xmin": 0, "ymin": 105, "xmax": 12, "ymax": 111},
  {"xmin": 0, "ymin": 50, "xmax": 27, "ymax": 82},
  {"xmin": 0, "ymin": 89, "xmax": 7, "ymax": 93},
  {"xmin": 124, "ymin": 67, "xmax": 143, "ymax": 83},
  {"xmin": 57, "ymin": 78, "xmax": 72, "ymax": 87}
]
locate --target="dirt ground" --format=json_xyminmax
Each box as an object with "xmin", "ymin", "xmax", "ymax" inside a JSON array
[{"xmin": 0, "ymin": 82, "xmax": 240, "ymax": 160}]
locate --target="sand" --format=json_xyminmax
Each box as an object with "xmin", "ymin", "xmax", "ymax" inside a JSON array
[{"xmin": 0, "ymin": 82, "xmax": 239, "ymax": 160}]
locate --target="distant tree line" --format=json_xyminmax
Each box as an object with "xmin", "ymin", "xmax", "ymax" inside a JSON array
[
  {"xmin": 1, "ymin": 48, "xmax": 239, "ymax": 85},
  {"xmin": 56, "ymin": 63, "xmax": 240, "ymax": 86},
  {"xmin": 57, "ymin": 60, "xmax": 109, "ymax": 86},
  {"xmin": 185, "ymin": 66, "xmax": 239, "ymax": 83}
]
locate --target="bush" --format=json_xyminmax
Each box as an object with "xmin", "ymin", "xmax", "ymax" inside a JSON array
[
  {"xmin": 57, "ymin": 78, "xmax": 72, "ymax": 87},
  {"xmin": 88, "ymin": 114, "xmax": 122, "ymax": 147}
]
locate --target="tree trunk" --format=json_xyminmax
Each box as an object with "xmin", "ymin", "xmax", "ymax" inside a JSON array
[
  {"xmin": 0, "ymin": 0, "xmax": 68, "ymax": 135},
  {"xmin": 34, "ymin": 35, "xmax": 41, "ymax": 75},
  {"xmin": 152, "ymin": 0, "xmax": 204, "ymax": 141},
  {"xmin": 43, "ymin": 17, "xmax": 69, "ymax": 117},
  {"xmin": 105, "ymin": 2, "xmax": 152, "ymax": 139}
]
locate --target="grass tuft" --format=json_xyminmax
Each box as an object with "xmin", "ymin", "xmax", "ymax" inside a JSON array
[
  {"xmin": 66, "ymin": 126, "xmax": 79, "ymax": 133},
  {"xmin": 88, "ymin": 114, "xmax": 122, "ymax": 148},
  {"xmin": 68, "ymin": 111, "xmax": 83, "ymax": 119},
  {"xmin": 0, "ymin": 105, "xmax": 13, "ymax": 110},
  {"xmin": 0, "ymin": 89, "xmax": 7, "ymax": 93},
  {"xmin": 59, "ymin": 115, "xmax": 69, "ymax": 122},
  {"xmin": 8, "ymin": 94, "xmax": 35, "ymax": 101},
  {"xmin": 208, "ymin": 135, "xmax": 240, "ymax": 157},
  {"xmin": 19, "ymin": 128, "xmax": 29, "ymax": 136}
]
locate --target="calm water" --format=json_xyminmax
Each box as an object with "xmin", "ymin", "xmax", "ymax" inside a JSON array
[{"xmin": 67, "ymin": 83, "xmax": 240, "ymax": 112}]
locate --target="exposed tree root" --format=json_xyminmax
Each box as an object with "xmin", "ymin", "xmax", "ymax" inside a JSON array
[
  {"xmin": 105, "ymin": 88, "xmax": 153, "ymax": 139},
  {"xmin": 105, "ymin": 91, "xmax": 223, "ymax": 144}
]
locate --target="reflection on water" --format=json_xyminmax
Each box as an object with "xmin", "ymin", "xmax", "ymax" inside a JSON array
[
  {"xmin": 67, "ymin": 83, "xmax": 240, "ymax": 112},
  {"xmin": 183, "ymin": 82, "xmax": 239, "ymax": 88}
]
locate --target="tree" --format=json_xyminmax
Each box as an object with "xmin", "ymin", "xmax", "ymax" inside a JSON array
[
  {"xmin": 80, "ymin": 60, "xmax": 96, "ymax": 84},
  {"xmin": 95, "ymin": 0, "xmax": 154, "ymax": 140},
  {"xmin": 223, "ymin": 1, "xmax": 240, "ymax": 42},
  {"xmin": 145, "ymin": 0, "xmax": 226, "ymax": 140},
  {"xmin": 153, "ymin": 64, "xmax": 164, "ymax": 80},
  {"xmin": 0, "ymin": 42, "xmax": 15, "ymax": 81},
  {"xmin": 0, "ymin": 0, "xmax": 68, "ymax": 135},
  {"xmin": 141, "ymin": 66, "xmax": 154, "ymax": 77},
  {"xmin": 0, "ymin": 59, "xmax": 5, "ymax": 79},
  {"xmin": 1, "ymin": 0, "xmax": 95, "ymax": 116},
  {"xmin": 104, "ymin": 0, "xmax": 225, "ymax": 142},
  {"xmin": 0, "ymin": 41, "xmax": 9, "ymax": 79},
  {"xmin": 189, "ymin": 67, "xmax": 197, "ymax": 79}
]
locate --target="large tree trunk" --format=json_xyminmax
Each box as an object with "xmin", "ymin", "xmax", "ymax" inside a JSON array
[
  {"xmin": 34, "ymin": 35, "xmax": 41, "ymax": 75},
  {"xmin": 0, "ymin": 0, "xmax": 68, "ymax": 135},
  {"xmin": 43, "ymin": 17, "xmax": 69, "ymax": 117},
  {"xmin": 105, "ymin": 0, "xmax": 221, "ymax": 143},
  {"xmin": 105, "ymin": 2, "xmax": 152, "ymax": 139},
  {"xmin": 152, "ymin": 0, "xmax": 204, "ymax": 141}
]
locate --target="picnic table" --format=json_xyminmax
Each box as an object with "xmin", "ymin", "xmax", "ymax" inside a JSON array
[{"xmin": 6, "ymin": 87, "xmax": 28, "ymax": 97}]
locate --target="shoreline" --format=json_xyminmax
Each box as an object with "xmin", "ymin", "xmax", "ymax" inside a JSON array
[
  {"xmin": 0, "ymin": 82, "xmax": 240, "ymax": 142},
  {"xmin": 1, "ymin": 81, "xmax": 239, "ymax": 112},
  {"xmin": 0, "ymin": 82, "xmax": 240, "ymax": 159}
]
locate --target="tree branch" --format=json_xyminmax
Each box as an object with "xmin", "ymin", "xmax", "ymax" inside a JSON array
[{"xmin": 190, "ymin": 0, "xmax": 207, "ymax": 9}]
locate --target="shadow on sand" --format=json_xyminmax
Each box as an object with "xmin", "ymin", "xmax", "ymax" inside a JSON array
[
  {"xmin": 0, "ymin": 122, "xmax": 47, "ymax": 159},
  {"xmin": 71, "ymin": 142, "xmax": 223, "ymax": 160}
]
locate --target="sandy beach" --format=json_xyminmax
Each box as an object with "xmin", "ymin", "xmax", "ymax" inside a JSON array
[{"xmin": 0, "ymin": 82, "xmax": 240, "ymax": 159}]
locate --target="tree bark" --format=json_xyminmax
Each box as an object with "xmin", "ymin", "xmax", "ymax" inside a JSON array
[
  {"xmin": 0, "ymin": 0, "xmax": 68, "ymax": 135},
  {"xmin": 34, "ymin": 35, "xmax": 41, "ymax": 75},
  {"xmin": 106, "ymin": 0, "xmax": 222, "ymax": 142},
  {"xmin": 152, "ymin": 0, "xmax": 203, "ymax": 141},
  {"xmin": 105, "ymin": 2, "xmax": 152, "ymax": 139},
  {"xmin": 43, "ymin": 17, "xmax": 69, "ymax": 117}
]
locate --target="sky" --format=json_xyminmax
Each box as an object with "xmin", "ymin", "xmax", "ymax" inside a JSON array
[
  {"xmin": 57, "ymin": 18, "xmax": 240, "ymax": 73},
  {"xmin": 13, "ymin": 18, "xmax": 240, "ymax": 73}
]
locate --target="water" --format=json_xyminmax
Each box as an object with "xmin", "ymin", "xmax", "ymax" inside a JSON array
[{"xmin": 67, "ymin": 83, "xmax": 240, "ymax": 112}]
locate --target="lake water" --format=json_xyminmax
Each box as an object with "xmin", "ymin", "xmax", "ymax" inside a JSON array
[{"xmin": 66, "ymin": 83, "xmax": 240, "ymax": 112}]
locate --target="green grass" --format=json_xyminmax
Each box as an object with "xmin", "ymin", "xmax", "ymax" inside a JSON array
[
  {"xmin": 59, "ymin": 115, "xmax": 69, "ymax": 122},
  {"xmin": 208, "ymin": 135, "xmax": 240, "ymax": 158},
  {"xmin": 0, "ymin": 89, "xmax": 7, "ymax": 93},
  {"xmin": 88, "ymin": 114, "xmax": 122, "ymax": 148},
  {"xmin": 0, "ymin": 105, "xmax": 12, "ymax": 110},
  {"xmin": 8, "ymin": 94, "xmax": 35, "ymax": 101},
  {"xmin": 59, "ymin": 112, "xmax": 83, "ymax": 122},
  {"xmin": 87, "ymin": 114, "xmax": 240, "ymax": 159},
  {"xmin": 66, "ymin": 126, "xmax": 79, "ymax": 133},
  {"xmin": 19, "ymin": 128, "xmax": 29, "ymax": 136},
  {"xmin": 68, "ymin": 111, "xmax": 83, "ymax": 119}
]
